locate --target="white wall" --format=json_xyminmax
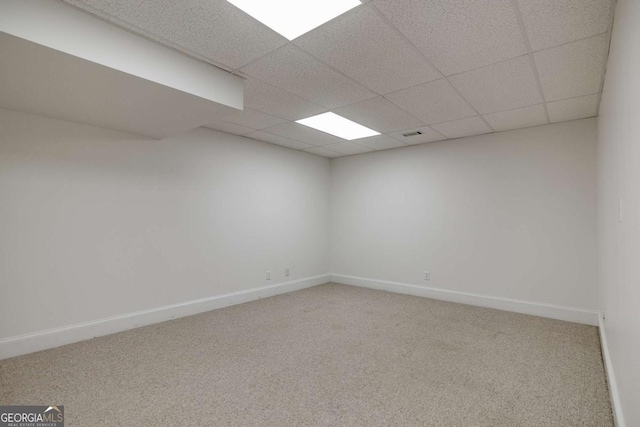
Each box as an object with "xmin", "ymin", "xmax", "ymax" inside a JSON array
[
  {"xmin": 597, "ymin": 0, "xmax": 640, "ymax": 424},
  {"xmin": 331, "ymin": 120, "xmax": 598, "ymax": 311},
  {"xmin": 0, "ymin": 109, "xmax": 330, "ymax": 340}
]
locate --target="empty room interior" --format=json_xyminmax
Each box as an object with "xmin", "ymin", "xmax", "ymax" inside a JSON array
[{"xmin": 0, "ymin": 0, "xmax": 638, "ymax": 425}]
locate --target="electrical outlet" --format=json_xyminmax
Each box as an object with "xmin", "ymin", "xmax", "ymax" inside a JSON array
[
  {"xmin": 266, "ymin": 271, "xmax": 271, "ymax": 280},
  {"xmin": 619, "ymin": 198, "xmax": 624, "ymax": 223},
  {"xmin": 424, "ymin": 271, "xmax": 430, "ymax": 281},
  {"xmin": 285, "ymin": 268, "xmax": 290, "ymax": 277}
]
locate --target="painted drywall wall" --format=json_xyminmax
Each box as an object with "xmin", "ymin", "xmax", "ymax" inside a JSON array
[
  {"xmin": 0, "ymin": 109, "xmax": 330, "ymax": 339},
  {"xmin": 331, "ymin": 120, "xmax": 598, "ymax": 310},
  {"xmin": 597, "ymin": 0, "xmax": 640, "ymax": 424}
]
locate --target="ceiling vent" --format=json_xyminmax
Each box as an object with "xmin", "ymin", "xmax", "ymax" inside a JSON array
[{"xmin": 402, "ymin": 131, "xmax": 423, "ymax": 137}]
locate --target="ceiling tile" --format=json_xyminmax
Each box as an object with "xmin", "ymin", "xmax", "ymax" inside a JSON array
[
  {"xmin": 240, "ymin": 44, "xmax": 376, "ymax": 109},
  {"xmin": 244, "ymin": 78, "xmax": 327, "ymax": 121},
  {"xmin": 355, "ymin": 135, "xmax": 407, "ymax": 150},
  {"xmin": 431, "ymin": 116, "xmax": 492, "ymax": 139},
  {"xmin": 295, "ymin": 5, "xmax": 441, "ymax": 94},
  {"xmin": 319, "ymin": 142, "xmax": 373, "ymax": 155},
  {"xmin": 222, "ymin": 108, "xmax": 287, "ymax": 130},
  {"xmin": 385, "ymin": 79, "xmax": 476, "ymax": 125},
  {"xmin": 303, "ymin": 147, "xmax": 345, "ymax": 158},
  {"xmin": 389, "ymin": 126, "xmax": 447, "ymax": 145},
  {"xmin": 63, "ymin": 0, "xmax": 288, "ymax": 70},
  {"xmin": 333, "ymin": 97, "xmax": 424, "ymax": 133},
  {"xmin": 262, "ymin": 122, "xmax": 345, "ymax": 146},
  {"xmin": 374, "ymin": 0, "xmax": 527, "ymax": 76},
  {"xmin": 449, "ymin": 56, "xmax": 543, "ymax": 114},
  {"xmin": 244, "ymin": 131, "xmax": 314, "ymax": 150},
  {"xmin": 534, "ymin": 34, "xmax": 608, "ymax": 101},
  {"xmin": 203, "ymin": 119, "xmax": 255, "ymax": 135},
  {"xmin": 483, "ymin": 104, "xmax": 548, "ymax": 131},
  {"xmin": 62, "ymin": 0, "xmax": 611, "ymax": 143},
  {"xmin": 547, "ymin": 94, "xmax": 600, "ymax": 123},
  {"xmin": 517, "ymin": 0, "xmax": 613, "ymax": 51}
]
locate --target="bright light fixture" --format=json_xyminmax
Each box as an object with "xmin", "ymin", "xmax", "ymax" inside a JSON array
[
  {"xmin": 226, "ymin": 0, "xmax": 361, "ymax": 40},
  {"xmin": 296, "ymin": 112, "xmax": 380, "ymax": 140}
]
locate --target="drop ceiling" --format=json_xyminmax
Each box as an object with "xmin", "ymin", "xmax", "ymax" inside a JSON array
[
  {"xmin": 0, "ymin": 1, "xmax": 243, "ymax": 139},
  {"xmin": 64, "ymin": 0, "xmax": 615, "ymax": 157}
]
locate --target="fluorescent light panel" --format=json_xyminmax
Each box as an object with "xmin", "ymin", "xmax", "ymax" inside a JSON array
[
  {"xmin": 296, "ymin": 112, "xmax": 380, "ymax": 140},
  {"xmin": 226, "ymin": 0, "xmax": 361, "ymax": 40}
]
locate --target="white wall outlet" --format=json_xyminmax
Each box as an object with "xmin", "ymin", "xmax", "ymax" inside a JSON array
[
  {"xmin": 266, "ymin": 271, "xmax": 271, "ymax": 280},
  {"xmin": 619, "ymin": 198, "xmax": 624, "ymax": 223},
  {"xmin": 424, "ymin": 271, "xmax": 430, "ymax": 281},
  {"xmin": 285, "ymin": 268, "xmax": 290, "ymax": 277}
]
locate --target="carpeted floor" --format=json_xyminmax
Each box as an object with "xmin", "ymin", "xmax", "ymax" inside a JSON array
[{"xmin": 0, "ymin": 283, "xmax": 613, "ymax": 426}]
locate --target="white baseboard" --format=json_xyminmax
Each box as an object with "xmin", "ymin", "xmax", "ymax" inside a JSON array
[
  {"xmin": 0, "ymin": 274, "xmax": 330, "ymax": 360},
  {"xmin": 599, "ymin": 315, "xmax": 626, "ymax": 427},
  {"xmin": 331, "ymin": 274, "xmax": 599, "ymax": 326}
]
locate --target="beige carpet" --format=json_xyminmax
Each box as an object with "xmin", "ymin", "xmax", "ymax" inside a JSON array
[{"xmin": 0, "ymin": 283, "xmax": 612, "ymax": 426}]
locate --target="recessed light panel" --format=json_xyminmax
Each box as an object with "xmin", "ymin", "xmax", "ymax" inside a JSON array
[
  {"xmin": 296, "ymin": 112, "xmax": 380, "ymax": 140},
  {"xmin": 226, "ymin": 0, "xmax": 361, "ymax": 40}
]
